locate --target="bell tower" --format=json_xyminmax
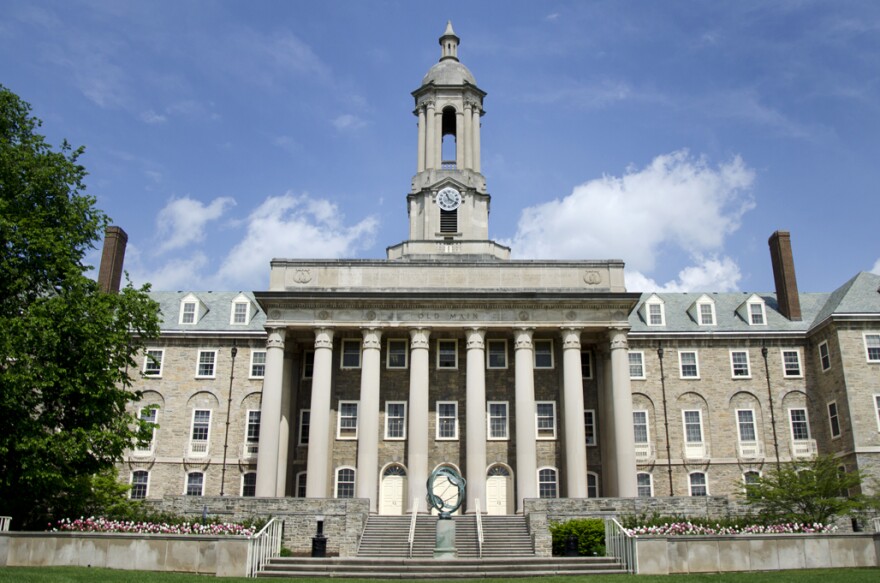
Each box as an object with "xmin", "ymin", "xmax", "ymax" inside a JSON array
[{"xmin": 387, "ymin": 22, "xmax": 510, "ymax": 260}]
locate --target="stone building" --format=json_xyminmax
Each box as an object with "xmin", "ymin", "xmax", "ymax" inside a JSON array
[{"xmin": 119, "ymin": 23, "xmax": 880, "ymax": 515}]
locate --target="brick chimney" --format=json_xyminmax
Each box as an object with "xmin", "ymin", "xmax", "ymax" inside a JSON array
[
  {"xmin": 97, "ymin": 226, "xmax": 128, "ymax": 293},
  {"xmin": 768, "ymin": 230, "xmax": 801, "ymax": 321}
]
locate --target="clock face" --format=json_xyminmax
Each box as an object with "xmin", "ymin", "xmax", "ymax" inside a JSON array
[{"xmin": 436, "ymin": 187, "xmax": 462, "ymax": 211}]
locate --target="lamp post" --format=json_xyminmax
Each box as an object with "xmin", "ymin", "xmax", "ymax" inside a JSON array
[
  {"xmin": 220, "ymin": 343, "xmax": 238, "ymax": 496},
  {"xmin": 657, "ymin": 344, "xmax": 674, "ymax": 496}
]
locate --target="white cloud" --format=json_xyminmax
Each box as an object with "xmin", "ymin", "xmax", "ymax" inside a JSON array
[
  {"xmin": 871, "ymin": 258, "xmax": 880, "ymax": 275},
  {"xmin": 136, "ymin": 253, "xmax": 210, "ymax": 291},
  {"xmin": 507, "ymin": 150, "xmax": 756, "ymax": 292},
  {"xmin": 215, "ymin": 192, "xmax": 378, "ymax": 288},
  {"xmin": 156, "ymin": 196, "xmax": 236, "ymax": 253},
  {"xmin": 332, "ymin": 114, "xmax": 367, "ymax": 131},
  {"xmin": 140, "ymin": 110, "xmax": 167, "ymax": 124},
  {"xmin": 626, "ymin": 256, "xmax": 742, "ymax": 292}
]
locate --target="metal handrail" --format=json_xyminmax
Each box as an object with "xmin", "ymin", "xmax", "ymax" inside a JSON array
[
  {"xmin": 246, "ymin": 517, "xmax": 282, "ymax": 578},
  {"xmin": 0, "ymin": 516, "xmax": 11, "ymax": 531},
  {"xmin": 474, "ymin": 499, "xmax": 484, "ymax": 558},
  {"xmin": 604, "ymin": 518, "xmax": 637, "ymax": 574},
  {"xmin": 873, "ymin": 517, "xmax": 880, "ymax": 533},
  {"xmin": 408, "ymin": 497, "xmax": 419, "ymax": 558}
]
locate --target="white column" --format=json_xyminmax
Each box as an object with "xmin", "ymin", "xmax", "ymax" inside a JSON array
[
  {"xmin": 275, "ymin": 353, "xmax": 294, "ymax": 496},
  {"xmin": 609, "ymin": 328, "xmax": 638, "ymax": 497},
  {"xmin": 465, "ymin": 328, "xmax": 487, "ymax": 513},
  {"xmin": 356, "ymin": 328, "xmax": 382, "ymax": 512},
  {"xmin": 472, "ymin": 106, "xmax": 481, "ymax": 173},
  {"xmin": 407, "ymin": 328, "xmax": 431, "ymax": 512},
  {"xmin": 425, "ymin": 102, "xmax": 436, "ymax": 171},
  {"xmin": 513, "ymin": 328, "xmax": 537, "ymax": 513},
  {"xmin": 435, "ymin": 108, "xmax": 443, "ymax": 168},
  {"xmin": 455, "ymin": 111, "xmax": 465, "ymax": 169},
  {"xmin": 561, "ymin": 329, "xmax": 588, "ymax": 498},
  {"xmin": 256, "ymin": 327, "xmax": 285, "ymax": 497},
  {"xmin": 417, "ymin": 106, "xmax": 426, "ymax": 172},
  {"xmin": 306, "ymin": 328, "xmax": 334, "ymax": 498},
  {"xmin": 599, "ymin": 349, "xmax": 618, "ymax": 496},
  {"xmin": 463, "ymin": 102, "xmax": 473, "ymax": 171}
]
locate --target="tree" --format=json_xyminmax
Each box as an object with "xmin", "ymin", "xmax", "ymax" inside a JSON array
[
  {"xmin": 0, "ymin": 85, "xmax": 160, "ymax": 529},
  {"xmin": 743, "ymin": 455, "xmax": 873, "ymax": 525}
]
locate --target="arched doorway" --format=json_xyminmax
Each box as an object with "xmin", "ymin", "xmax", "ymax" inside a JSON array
[
  {"xmin": 379, "ymin": 464, "xmax": 407, "ymax": 515},
  {"xmin": 486, "ymin": 464, "xmax": 513, "ymax": 515}
]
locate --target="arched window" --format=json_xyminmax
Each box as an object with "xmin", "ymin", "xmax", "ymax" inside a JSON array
[
  {"xmin": 441, "ymin": 106, "xmax": 457, "ymax": 167},
  {"xmin": 186, "ymin": 471, "xmax": 204, "ymax": 496},
  {"xmin": 241, "ymin": 472, "xmax": 257, "ymax": 497},
  {"xmin": 295, "ymin": 472, "xmax": 307, "ymax": 498},
  {"xmin": 637, "ymin": 473, "xmax": 653, "ymax": 497},
  {"xmin": 538, "ymin": 467, "xmax": 558, "ymax": 498},
  {"xmin": 335, "ymin": 467, "xmax": 356, "ymax": 498},
  {"xmin": 587, "ymin": 471, "xmax": 600, "ymax": 498},
  {"xmin": 130, "ymin": 470, "xmax": 149, "ymax": 500},
  {"xmin": 689, "ymin": 472, "xmax": 708, "ymax": 496},
  {"xmin": 383, "ymin": 464, "xmax": 407, "ymax": 477}
]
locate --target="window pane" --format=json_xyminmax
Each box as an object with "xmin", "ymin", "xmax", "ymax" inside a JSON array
[
  {"xmin": 198, "ymin": 351, "xmax": 216, "ymax": 376},
  {"xmin": 699, "ymin": 303, "xmax": 713, "ymax": 325},
  {"xmin": 633, "ymin": 411, "xmax": 648, "ymax": 443},
  {"xmin": 489, "ymin": 403, "xmax": 508, "ymax": 439},
  {"xmin": 690, "ymin": 473, "xmax": 707, "ymax": 496},
  {"xmin": 251, "ymin": 351, "xmax": 266, "ymax": 377},
  {"xmin": 388, "ymin": 340, "xmax": 407, "ymax": 368},
  {"xmin": 684, "ymin": 411, "xmax": 702, "ymax": 443},
  {"xmin": 538, "ymin": 469, "xmax": 557, "ymax": 498},
  {"xmin": 186, "ymin": 473, "xmax": 204, "ymax": 496},
  {"xmin": 300, "ymin": 410, "xmax": 310, "ymax": 445},
  {"xmin": 680, "ymin": 352, "xmax": 698, "ymax": 377},
  {"xmin": 580, "ymin": 351, "xmax": 592, "ymax": 378},
  {"xmin": 866, "ymin": 335, "xmax": 880, "ymax": 361},
  {"xmin": 144, "ymin": 350, "xmax": 163, "ymax": 376},
  {"xmin": 242, "ymin": 473, "xmax": 257, "ymax": 497},
  {"xmin": 488, "ymin": 341, "xmax": 507, "ymax": 368},
  {"xmin": 790, "ymin": 409, "xmax": 809, "ymax": 440},
  {"xmin": 737, "ymin": 410, "xmax": 756, "ymax": 441},
  {"xmin": 131, "ymin": 471, "xmax": 149, "ymax": 500},
  {"xmin": 233, "ymin": 302, "xmax": 248, "ymax": 323},
  {"xmin": 247, "ymin": 411, "xmax": 261, "ymax": 442},
  {"xmin": 342, "ymin": 341, "xmax": 361, "ymax": 368},
  {"xmin": 731, "ymin": 351, "xmax": 749, "ymax": 376},
  {"xmin": 629, "ymin": 352, "xmax": 644, "ymax": 378},
  {"xmin": 534, "ymin": 341, "xmax": 552, "ymax": 368},
  {"xmin": 438, "ymin": 341, "xmax": 457, "ymax": 368},
  {"xmin": 783, "ymin": 351, "xmax": 801, "ymax": 376},
  {"xmin": 637, "ymin": 473, "xmax": 652, "ymax": 497},
  {"xmin": 584, "ymin": 410, "xmax": 596, "ymax": 445}
]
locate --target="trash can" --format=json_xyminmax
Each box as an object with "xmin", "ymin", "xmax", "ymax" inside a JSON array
[
  {"xmin": 311, "ymin": 534, "xmax": 327, "ymax": 557},
  {"xmin": 564, "ymin": 534, "xmax": 579, "ymax": 557}
]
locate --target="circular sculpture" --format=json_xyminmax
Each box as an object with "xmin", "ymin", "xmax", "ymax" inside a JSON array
[{"xmin": 426, "ymin": 466, "xmax": 466, "ymax": 519}]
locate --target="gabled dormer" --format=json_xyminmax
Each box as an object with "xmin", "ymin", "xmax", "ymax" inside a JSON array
[
  {"xmin": 178, "ymin": 293, "xmax": 208, "ymax": 325},
  {"xmin": 688, "ymin": 294, "xmax": 716, "ymax": 326},
  {"xmin": 230, "ymin": 293, "xmax": 256, "ymax": 325},
  {"xmin": 736, "ymin": 294, "xmax": 767, "ymax": 326},
  {"xmin": 640, "ymin": 294, "xmax": 666, "ymax": 327}
]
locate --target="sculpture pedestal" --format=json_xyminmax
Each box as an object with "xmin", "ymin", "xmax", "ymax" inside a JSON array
[{"xmin": 433, "ymin": 518, "xmax": 457, "ymax": 559}]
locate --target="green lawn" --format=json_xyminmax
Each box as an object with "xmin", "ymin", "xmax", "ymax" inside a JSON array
[{"xmin": 1, "ymin": 567, "xmax": 879, "ymax": 583}]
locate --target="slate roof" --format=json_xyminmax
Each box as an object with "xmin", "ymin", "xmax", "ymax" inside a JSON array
[{"xmin": 149, "ymin": 291, "xmax": 266, "ymax": 334}]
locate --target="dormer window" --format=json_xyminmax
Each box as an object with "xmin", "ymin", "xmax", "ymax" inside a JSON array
[
  {"xmin": 692, "ymin": 295, "xmax": 716, "ymax": 326},
  {"xmin": 230, "ymin": 294, "xmax": 253, "ymax": 325},
  {"xmin": 736, "ymin": 294, "xmax": 767, "ymax": 326},
  {"xmin": 178, "ymin": 293, "xmax": 206, "ymax": 325},
  {"xmin": 642, "ymin": 295, "xmax": 666, "ymax": 327}
]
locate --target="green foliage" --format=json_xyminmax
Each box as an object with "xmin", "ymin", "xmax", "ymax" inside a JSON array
[
  {"xmin": 549, "ymin": 518, "xmax": 606, "ymax": 556},
  {"xmin": 0, "ymin": 85, "xmax": 160, "ymax": 529},
  {"xmin": 742, "ymin": 455, "xmax": 873, "ymax": 524}
]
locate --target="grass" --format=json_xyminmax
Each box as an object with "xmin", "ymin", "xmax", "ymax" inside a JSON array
[{"xmin": 0, "ymin": 567, "xmax": 879, "ymax": 583}]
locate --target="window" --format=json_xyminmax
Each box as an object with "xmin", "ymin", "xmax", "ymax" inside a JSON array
[
  {"xmin": 436, "ymin": 401, "xmax": 458, "ymax": 439},
  {"xmin": 864, "ymin": 334, "xmax": 880, "ymax": 362},
  {"xmin": 827, "ymin": 402, "xmax": 841, "ymax": 439},
  {"xmin": 303, "ymin": 350, "xmax": 315, "ymax": 379},
  {"xmin": 679, "ymin": 351, "xmax": 699, "ymax": 379},
  {"xmin": 135, "ymin": 406, "xmax": 158, "ymax": 454},
  {"xmin": 534, "ymin": 340, "xmax": 553, "ymax": 368},
  {"xmin": 818, "ymin": 341, "xmax": 830, "ymax": 371},
  {"xmin": 337, "ymin": 401, "xmax": 358, "ymax": 439},
  {"xmin": 789, "ymin": 408, "xmax": 810, "ymax": 441},
  {"xmin": 181, "ymin": 301, "xmax": 197, "ymax": 324},
  {"xmin": 385, "ymin": 402, "xmax": 407, "ymax": 440},
  {"xmin": 186, "ymin": 472, "xmax": 204, "ymax": 496},
  {"xmin": 387, "ymin": 339, "xmax": 408, "ymax": 369},
  {"xmin": 189, "ymin": 409, "xmax": 211, "ymax": 456},
  {"xmin": 246, "ymin": 410, "xmax": 260, "ymax": 454},
  {"xmin": 196, "ymin": 350, "xmax": 217, "ymax": 378},
  {"xmin": 231, "ymin": 301, "xmax": 249, "ymax": 325},
  {"xmin": 488, "ymin": 402, "xmax": 509, "ymax": 440},
  {"xmin": 250, "ymin": 351, "xmax": 266, "ymax": 378},
  {"xmin": 536, "ymin": 401, "xmax": 557, "ymax": 439},
  {"xmin": 645, "ymin": 298, "xmax": 665, "ymax": 326},
  {"xmin": 743, "ymin": 471, "xmax": 761, "ymax": 486},
  {"xmin": 437, "ymin": 340, "xmax": 458, "ymax": 369},
  {"xmin": 296, "ymin": 472, "xmax": 307, "ymax": 498},
  {"xmin": 689, "ymin": 472, "xmax": 708, "ymax": 496},
  {"xmin": 487, "ymin": 340, "xmax": 507, "ymax": 369},
  {"xmin": 782, "ymin": 350, "xmax": 802, "ymax": 377},
  {"xmin": 683, "ymin": 410, "xmax": 703, "ymax": 444},
  {"xmin": 538, "ymin": 468, "xmax": 558, "ymax": 498},
  {"xmin": 637, "ymin": 473, "xmax": 653, "ymax": 497},
  {"xmin": 730, "ymin": 350, "xmax": 751, "ymax": 378},
  {"xmin": 736, "ymin": 409, "xmax": 757, "ymax": 442},
  {"xmin": 241, "ymin": 472, "xmax": 257, "ymax": 497},
  {"xmin": 748, "ymin": 301, "xmax": 766, "ymax": 325},
  {"xmin": 299, "ymin": 410, "xmax": 311, "ymax": 445},
  {"xmin": 587, "ymin": 472, "xmax": 600, "ymax": 498},
  {"xmin": 697, "ymin": 301, "xmax": 715, "ymax": 326},
  {"xmin": 143, "ymin": 349, "xmax": 164, "ymax": 377},
  {"xmin": 130, "ymin": 470, "xmax": 149, "ymax": 500},
  {"xmin": 629, "ymin": 351, "xmax": 645, "ymax": 379},
  {"xmin": 875, "ymin": 395, "xmax": 880, "ymax": 432},
  {"xmin": 341, "ymin": 339, "xmax": 361, "ymax": 369},
  {"xmin": 633, "ymin": 410, "xmax": 649, "ymax": 444},
  {"xmin": 584, "ymin": 410, "xmax": 597, "ymax": 446},
  {"xmin": 335, "ymin": 467, "xmax": 355, "ymax": 498},
  {"xmin": 580, "ymin": 350, "xmax": 593, "ymax": 379}
]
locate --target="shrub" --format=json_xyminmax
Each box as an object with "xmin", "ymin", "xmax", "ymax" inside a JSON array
[{"xmin": 549, "ymin": 518, "xmax": 605, "ymax": 556}]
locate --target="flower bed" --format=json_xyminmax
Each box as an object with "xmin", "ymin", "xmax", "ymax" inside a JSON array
[
  {"xmin": 625, "ymin": 521, "xmax": 836, "ymax": 536},
  {"xmin": 49, "ymin": 516, "xmax": 256, "ymax": 536}
]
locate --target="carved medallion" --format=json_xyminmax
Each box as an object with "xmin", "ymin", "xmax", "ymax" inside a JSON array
[
  {"xmin": 583, "ymin": 270, "xmax": 602, "ymax": 285},
  {"xmin": 365, "ymin": 310, "xmax": 377, "ymax": 321},
  {"xmin": 566, "ymin": 311, "xmax": 577, "ymax": 321},
  {"xmin": 292, "ymin": 268, "xmax": 312, "ymax": 284},
  {"xmin": 269, "ymin": 309, "xmax": 281, "ymax": 320},
  {"xmin": 317, "ymin": 310, "xmax": 330, "ymax": 320},
  {"xmin": 518, "ymin": 311, "xmax": 530, "ymax": 321}
]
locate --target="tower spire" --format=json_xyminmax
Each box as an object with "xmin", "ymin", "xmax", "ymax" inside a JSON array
[{"xmin": 439, "ymin": 20, "xmax": 460, "ymax": 62}]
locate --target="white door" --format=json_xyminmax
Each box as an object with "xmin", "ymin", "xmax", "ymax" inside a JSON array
[
  {"xmin": 379, "ymin": 465, "xmax": 406, "ymax": 515},
  {"xmin": 486, "ymin": 466, "xmax": 511, "ymax": 515}
]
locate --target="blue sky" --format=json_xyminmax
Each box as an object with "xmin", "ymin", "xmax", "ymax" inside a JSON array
[{"xmin": 3, "ymin": 1, "xmax": 879, "ymax": 294}]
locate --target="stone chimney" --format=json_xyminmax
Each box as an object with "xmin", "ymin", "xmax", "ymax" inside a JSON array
[
  {"xmin": 768, "ymin": 230, "xmax": 801, "ymax": 321},
  {"xmin": 97, "ymin": 226, "xmax": 128, "ymax": 293}
]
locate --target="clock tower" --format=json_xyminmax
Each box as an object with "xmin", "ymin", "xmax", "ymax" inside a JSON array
[{"xmin": 387, "ymin": 22, "xmax": 510, "ymax": 260}]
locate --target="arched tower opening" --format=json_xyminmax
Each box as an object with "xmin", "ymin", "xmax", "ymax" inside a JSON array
[{"xmin": 441, "ymin": 106, "xmax": 457, "ymax": 168}]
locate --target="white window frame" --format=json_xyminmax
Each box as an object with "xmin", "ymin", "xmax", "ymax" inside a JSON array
[
  {"xmin": 645, "ymin": 298, "xmax": 665, "ymax": 327},
  {"xmin": 587, "ymin": 472, "xmax": 600, "ymax": 498},
  {"xmin": 747, "ymin": 299, "xmax": 767, "ymax": 326},
  {"xmin": 385, "ymin": 401, "xmax": 407, "ymax": 440},
  {"xmin": 864, "ymin": 333, "xmax": 880, "ymax": 363},
  {"xmin": 295, "ymin": 472, "xmax": 307, "ymax": 498},
  {"xmin": 689, "ymin": 471, "xmax": 708, "ymax": 496},
  {"xmin": 697, "ymin": 299, "xmax": 716, "ymax": 326},
  {"xmin": 875, "ymin": 395, "xmax": 880, "ymax": 432},
  {"xmin": 196, "ymin": 349, "xmax": 218, "ymax": 378},
  {"xmin": 245, "ymin": 409, "xmax": 261, "ymax": 455},
  {"xmin": 781, "ymin": 349, "xmax": 803, "ymax": 378},
  {"xmin": 130, "ymin": 470, "xmax": 150, "ymax": 500},
  {"xmin": 335, "ymin": 466, "xmax": 356, "ymax": 499},
  {"xmin": 581, "ymin": 350, "xmax": 593, "ymax": 379},
  {"xmin": 637, "ymin": 472, "xmax": 653, "ymax": 497},
  {"xmin": 534, "ymin": 339, "xmax": 554, "ymax": 369},
  {"xmin": 683, "ymin": 409, "xmax": 704, "ymax": 444},
  {"xmin": 633, "ymin": 410, "xmax": 650, "ymax": 444},
  {"xmin": 730, "ymin": 350, "xmax": 751, "ymax": 378},
  {"xmin": 743, "ymin": 470, "xmax": 761, "ymax": 486},
  {"xmin": 818, "ymin": 341, "xmax": 831, "ymax": 372},
  {"xmin": 185, "ymin": 471, "xmax": 204, "ymax": 496},
  {"xmin": 827, "ymin": 401, "xmax": 841, "ymax": 439},
  {"xmin": 340, "ymin": 339, "xmax": 362, "ymax": 369},
  {"xmin": 537, "ymin": 467, "xmax": 559, "ymax": 499},
  {"xmin": 298, "ymin": 409, "xmax": 311, "ymax": 445},
  {"xmin": 143, "ymin": 348, "xmax": 164, "ymax": 377},
  {"xmin": 486, "ymin": 339, "xmax": 508, "ymax": 369},
  {"xmin": 180, "ymin": 300, "xmax": 198, "ymax": 324},
  {"xmin": 436, "ymin": 339, "xmax": 458, "ymax": 370},
  {"xmin": 788, "ymin": 407, "xmax": 811, "ymax": 441},
  {"xmin": 337, "ymin": 401, "xmax": 359, "ymax": 440},
  {"xmin": 487, "ymin": 401, "xmax": 509, "ymax": 441},
  {"xmin": 678, "ymin": 350, "xmax": 700, "ymax": 379},
  {"xmin": 436, "ymin": 401, "xmax": 459, "ymax": 440},
  {"xmin": 735, "ymin": 409, "xmax": 757, "ymax": 443},
  {"xmin": 189, "ymin": 409, "xmax": 212, "ymax": 457},
  {"xmin": 241, "ymin": 472, "xmax": 257, "ymax": 497},
  {"xmin": 536, "ymin": 401, "xmax": 557, "ymax": 440},
  {"xmin": 386, "ymin": 338, "xmax": 408, "ymax": 369},
  {"xmin": 629, "ymin": 351, "xmax": 646, "ymax": 379},
  {"xmin": 302, "ymin": 350, "xmax": 315, "ymax": 379},
  {"xmin": 135, "ymin": 406, "xmax": 159, "ymax": 454},
  {"xmin": 584, "ymin": 409, "xmax": 597, "ymax": 446},
  {"xmin": 249, "ymin": 350, "xmax": 267, "ymax": 379},
  {"xmin": 230, "ymin": 300, "xmax": 250, "ymax": 325}
]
